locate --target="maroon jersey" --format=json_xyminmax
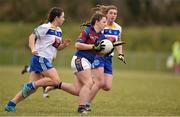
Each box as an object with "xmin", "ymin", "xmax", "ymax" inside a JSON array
[{"xmin": 75, "ymin": 26, "xmax": 105, "ymax": 63}]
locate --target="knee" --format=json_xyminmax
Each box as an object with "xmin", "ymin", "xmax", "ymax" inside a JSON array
[
  {"xmin": 71, "ymin": 91, "xmax": 79, "ymax": 96},
  {"xmin": 102, "ymin": 85, "xmax": 112, "ymax": 91},
  {"xmin": 85, "ymin": 80, "xmax": 94, "ymax": 89},
  {"xmin": 73, "ymin": 88, "xmax": 81, "ymax": 96},
  {"xmin": 54, "ymin": 80, "xmax": 60, "ymax": 85},
  {"xmin": 95, "ymin": 79, "xmax": 104, "ymax": 88}
]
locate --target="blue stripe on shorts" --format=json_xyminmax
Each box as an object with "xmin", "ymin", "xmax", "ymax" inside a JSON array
[{"xmin": 29, "ymin": 55, "xmax": 53, "ymax": 73}]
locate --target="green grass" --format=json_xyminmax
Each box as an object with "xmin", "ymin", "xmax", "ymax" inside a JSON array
[{"xmin": 0, "ymin": 66, "xmax": 180, "ymax": 116}]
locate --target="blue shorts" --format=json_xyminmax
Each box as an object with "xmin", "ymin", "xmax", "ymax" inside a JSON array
[
  {"xmin": 92, "ymin": 56, "xmax": 113, "ymax": 74},
  {"xmin": 29, "ymin": 55, "xmax": 53, "ymax": 73}
]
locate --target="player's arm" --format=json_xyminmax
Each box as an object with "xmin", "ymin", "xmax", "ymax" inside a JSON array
[
  {"xmin": 116, "ymin": 35, "xmax": 126, "ymax": 64},
  {"xmin": 57, "ymin": 39, "xmax": 71, "ymax": 51},
  {"xmin": 75, "ymin": 30, "xmax": 103, "ymax": 51},
  {"xmin": 115, "ymin": 40, "xmax": 123, "ymax": 54},
  {"xmin": 75, "ymin": 40, "xmax": 104, "ymax": 51},
  {"xmin": 75, "ymin": 42, "xmax": 93, "ymax": 50},
  {"xmin": 28, "ymin": 33, "xmax": 38, "ymax": 55},
  {"xmin": 75, "ymin": 30, "xmax": 94, "ymax": 50}
]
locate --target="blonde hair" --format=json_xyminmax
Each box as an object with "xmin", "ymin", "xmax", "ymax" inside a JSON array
[
  {"xmin": 80, "ymin": 5, "xmax": 117, "ymax": 27},
  {"xmin": 92, "ymin": 4, "xmax": 118, "ymax": 15}
]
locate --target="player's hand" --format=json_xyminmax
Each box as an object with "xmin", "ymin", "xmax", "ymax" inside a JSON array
[
  {"xmin": 63, "ymin": 39, "xmax": 71, "ymax": 47},
  {"xmin": 113, "ymin": 41, "xmax": 126, "ymax": 47},
  {"xmin": 31, "ymin": 48, "xmax": 38, "ymax": 55},
  {"xmin": 118, "ymin": 54, "xmax": 126, "ymax": 64},
  {"xmin": 92, "ymin": 42, "xmax": 105, "ymax": 52}
]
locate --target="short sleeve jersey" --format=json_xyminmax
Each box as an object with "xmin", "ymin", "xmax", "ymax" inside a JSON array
[
  {"xmin": 75, "ymin": 26, "xmax": 105, "ymax": 63},
  {"xmin": 103, "ymin": 22, "xmax": 122, "ymax": 56},
  {"xmin": 103, "ymin": 22, "xmax": 122, "ymax": 42},
  {"xmin": 33, "ymin": 22, "xmax": 62, "ymax": 62}
]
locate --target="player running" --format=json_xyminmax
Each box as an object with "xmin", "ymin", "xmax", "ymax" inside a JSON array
[
  {"xmin": 5, "ymin": 7, "xmax": 71, "ymax": 112},
  {"xmin": 87, "ymin": 5, "xmax": 126, "ymax": 110}
]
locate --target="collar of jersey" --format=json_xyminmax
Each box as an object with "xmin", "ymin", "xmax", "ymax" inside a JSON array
[
  {"xmin": 107, "ymin": 23, "xmax": 116, "ymax": 29},
  {"xmin": 48, "ymin": 22, "xmax": 59, "ymax": 30}
]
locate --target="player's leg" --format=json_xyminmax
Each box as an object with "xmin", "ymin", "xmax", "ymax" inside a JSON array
[
  {"xmin": 89, "ymin": 67, "xmax": 105, "ymax": 102},
  {"xmin": 21, "ymin": 56, "xmax": 61, "ymax": 98},
  {"xmin": 85, "ymin": 67, "xmax": 105, "ymax": 112},
  {"xmin": 88, "ymin": 56, "xmax": 112, "ymax": 110},
  {"xmin": 61, "ymin": 76, "xmax": 82, "ymax": 96},
  {"xmin": 102, "ymin": 73, "xmax": 113, "ymax": 91},
  {"xmin": 5, "ymin": 72, "xmax": 42, "ymax": 112},
  {"xmin": 43, "ymin": 85, "xmax": 52, "ymax": 98},
  {"xmin": 76, "ymin": 69, "xmax": 93, "ymax": 113},
  {"xmin": 21, "ymin": 64, "xmax": 50, "ymax": 98},
  {"xmin": 43, "ymin": 74, "xmax": 83, "ymax": 97},
  {"xmin": 34, "ymin": 68, "xmax": 60, "ymax": 87},
  {"xmin": 70, "ymin": 56, "xmax": 94, "ymax": 113},
  {"xmin": 102, "ymin": 56, "xmax": 113, "ymax": 91},
  {"xmin": 21, "ymin": 68, "xmax": 62, "ymax": 98},
  {"xmin": 21, "ymin": 65, "xmax": 30, "ymax": 74}
]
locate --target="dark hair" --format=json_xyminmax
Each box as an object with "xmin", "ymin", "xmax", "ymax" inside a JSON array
[
  {"xmin": 81, "ymin": 12, "xmax": 105, "ymax": 27},
  {"xmin": 90, "ymin": 12, "xmax": 105, "ymax": 26},
  {"xmin": 48, "ymin": 7, "xmax": 64, "ymax": 22}
]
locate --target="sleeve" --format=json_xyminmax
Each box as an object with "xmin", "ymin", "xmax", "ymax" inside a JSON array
[
  {"xmin": 76, "ymin": 30, "xmax": 88, "ymax": 43},
  {"xmin": 33, "ymin": 25, "xmax": 49, "ymax": 40}
]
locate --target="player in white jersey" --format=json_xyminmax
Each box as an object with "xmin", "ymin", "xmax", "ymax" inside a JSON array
[
  {"xmin": 86, "ymin": 5, "xmax": 126, "ymax": 110},
  {"xmin": 5, "ymin": 7, "xmax": 71, "ymax": 112}
]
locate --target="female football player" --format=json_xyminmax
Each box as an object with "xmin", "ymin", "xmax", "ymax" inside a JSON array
[
  {"xmin": 70, "ymin": 12, "xmax": 107, "ymax": 113},
  {"xmin": 5, "ymin": 7, "xmax": 71, "ymax": 112},
  {"xmin": 58, "ymin": 12, "xmax": 107, "ymax": 113},
  {"xmin": 87, "ymin": 5, "xmax": 126, "ymax": 110}
]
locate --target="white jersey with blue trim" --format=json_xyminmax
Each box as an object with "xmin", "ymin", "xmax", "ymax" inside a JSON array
[
  {"xmin": 102, "ymin": 22, "xmax": 122, "ymax": 56},
  {"xmin": 103, "ymin": 22, "xmax": 122, "ymax": 42},
  {"xmin": 33, "ymin": 22, "xmax": 62, "ymax": 62}
]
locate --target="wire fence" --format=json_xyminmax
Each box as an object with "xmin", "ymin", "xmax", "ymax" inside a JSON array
[{"xmin": 0, "ymin": 49, "xmax": 170, "ymax": 71}]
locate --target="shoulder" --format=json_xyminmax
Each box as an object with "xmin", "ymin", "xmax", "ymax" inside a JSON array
[
  {"xmin": 80, "ymin": 26, "xmax": 92, "ymax": 36},
  {"xmin": 56, "ymin": 27, "xmax": 62, "ymax": 32},
  {"xmin": 36, "ymin": 23, "xmax": 50, "ymax": 30},
  {"xmin": 113, "ymin": 22, "xmax": 122, "ymax": 30}
]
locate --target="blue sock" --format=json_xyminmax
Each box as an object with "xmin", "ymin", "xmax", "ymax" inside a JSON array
[
  {"xmin": 7, "ymin": 101, "xmax": 16, "ymax": 107},
  {"xmin": 27, "ymin": 82, "xmax": 36, "ymax": 90}
]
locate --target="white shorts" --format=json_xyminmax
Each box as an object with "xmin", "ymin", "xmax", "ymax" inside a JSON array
[{"xmin": 71, "ymin": 56, "xmax": 92, "ymax": 73}]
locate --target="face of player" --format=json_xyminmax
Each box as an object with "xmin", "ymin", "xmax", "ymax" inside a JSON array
[
  {"xmin": 96, "ymin": 17, "xmax": 107, "ymax": 31},
  {"xmin": 56, "ymin": 12, "xmax": 65, "ymax": 26},
  {"xmin": 106, "ymin": 9, "xmax": 117, "ymax": 23}
]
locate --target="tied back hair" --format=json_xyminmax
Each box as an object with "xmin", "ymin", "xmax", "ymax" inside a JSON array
[
  {"xmin": 92, "ymin": 4, "xmax": 117, "ymax": 15},
  {"xmin": 80, "ymin": 21, "xmax": 91, "ymax": 27},
  {"xmin": 81, "ymin": 4, "xmax": 117, "ymax": 28},
  {"xmin": 80, "ymin": 12, "xmax": 105, "ymax": 28},
  {"xmin": 48, "ymin": 7, "xmax": 64, "ymax": 22},
  {"xmin": 37, "ymin": 7, "xmax": 64, "ymax": 25}
]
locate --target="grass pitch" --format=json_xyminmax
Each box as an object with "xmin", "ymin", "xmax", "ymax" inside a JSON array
[{"xmin": 0, "ymin": 66, "xmax": 180, "ymax": 116}]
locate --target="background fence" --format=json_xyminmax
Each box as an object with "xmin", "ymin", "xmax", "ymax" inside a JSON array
[{"xmin": 0, "ymin": 48, "xmax": 170, "ymax": 72}]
